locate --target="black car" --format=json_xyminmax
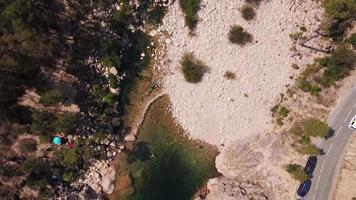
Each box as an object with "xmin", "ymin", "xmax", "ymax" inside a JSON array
[
  {"xmin": 297, "ymin": 179, "xmax": 312, "ymax": 197},
  {"xmin": 304, "ymin": 156, "xmax": 317, "ymax": 176}
]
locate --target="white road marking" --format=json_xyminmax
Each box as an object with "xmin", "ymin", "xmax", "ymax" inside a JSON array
[
  {"xmin": 312, "ymin": 193, "xmax": 316, "ymax": 200},
  {"xmin": 320, "ymin": 159, "xmax": 327, "ymax": 174},
  {"xmin": 315, "ymin": 176, "xmax": 321, "ymax": 191},
  {"xmin": 335, "ymin": 127, "xmax": 342, "ymax": 138},
  {"xmin": 353, "ymin": 102, "xmax": 356, "ymax": 108},
  {"xmin": 327, "ymin": 143, "xmax": 334, "ymax": 155},
  {"xmin": 344, "ymin": 111, "xmax": 353, "ymax": 122}
]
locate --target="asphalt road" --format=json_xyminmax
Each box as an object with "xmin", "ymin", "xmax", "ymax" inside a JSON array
[{"xmin": 302, "ymin": 84, "xmax": 356, "ymax": 200}]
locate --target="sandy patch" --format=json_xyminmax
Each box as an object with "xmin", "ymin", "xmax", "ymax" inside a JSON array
[{"xmin": 160, "ymin": 0, "xmax": 323, "ymax": 146}]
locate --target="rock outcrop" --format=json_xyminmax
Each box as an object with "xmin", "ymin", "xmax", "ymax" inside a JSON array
[{"xmin": 205, "ymin": 177, "xmax": 268, "ymax": 200}]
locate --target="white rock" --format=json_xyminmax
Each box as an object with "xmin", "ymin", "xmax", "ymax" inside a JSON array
[
  {"xmin": 124, "ymin": 134, "xmax": 136, "ymax": 142},
  {"xmin": 109, "ymin": 67, "xmax": 118, "ymax": 75},
  {"xmin": 149, "ymin": 30, "xmax": 158, "ymax": 37}
]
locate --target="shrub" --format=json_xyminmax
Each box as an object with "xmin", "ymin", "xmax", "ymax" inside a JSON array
[
  {"xmin": 228, "ymin": 25, "xmax": 253, "ymax": 45},
  {"xmin": 92, "ymin": 84, "xmax": 105, "ymax": 97},
  {"xmin": 103, "ymin": 92, "xmax": 116, "ymax": 106},
  {"xmin": 277, "ymin": 106, "xmax": 289, "ymax": 118},
  {"xmin": 224, "ymin": 71, "xmax": 236, "ymax": 80},
  {"xmin": 276, "ymin": 118, "xmax": 284, "ymax": 126},
  {"xmin": 241, "ymin": 5, "xmax": 255, "ymax": 20},
  {"xmin": 179, "ymin": 0, "xmax": 201, "ymax": 30},
  {"xmin": 291, "ymin": 63, "xmax": 299, "ymax": 69},
  {"xmin": 21, "ymin": 157, "xmax": 43, "ymax": 174},
  {"xmin": 291, "ymin": 118, "xmax": 330, "ymax": 139},
  {"xmin": 109, "ymin": 74, "xmax": 119, "ymax": 89},
  {"xmin": 53, "ymin": 112, "xmax": 76, "ymax": 133},
  {"xmin": 181, "ymin": 53, "xmax": 207, "ymax": 83},
  {"xmin": 61, "ymin": 149, "xmax": 81, "ymax": 167},
  {"xmin": 286, "ymin": 164, "xmax": 309, "ymax": 182},
  {"xmin": 319, "ymin": 44, "xmax": 356, "ymax": 87},
  {"xmin": 30, "ymin": 110, "xmax": 55, "ymax": 136},
  {"xmin": 323, "ymin": 0, "xmax": 356, "ymax": 40},
  {"xmin": 297, "ymin": 144, "xmax": 322, "ymax": 156},
  {"xmin": 147, "ymin": 4, "xmax": 168, "ymax": 25},
  {"xmin": 39, "ymin": 89, "xmax": 64, "ymax": 107},
  {"xmin": 19, "ymin": 139, "xmax": 37, "ymax": 154},
  {"xmin": 346, "ymin": 33, "xmax": 356, "ymax": 48}
]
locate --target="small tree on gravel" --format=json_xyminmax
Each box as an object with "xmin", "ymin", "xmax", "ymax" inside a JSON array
[
  {"xmin": 241, "ymin": 5, "xmax": 255, "ymax": 20},
  {"xmin": 181, "ymin": 53, "xmax": 207, "ymax": 83},
  {"xmin": 228, "ymin": 25, "xmax": 253, "ymax": 45},
  {"xmin": 286, "ymin": 164, "xmax": 309, "ymax": 182}
]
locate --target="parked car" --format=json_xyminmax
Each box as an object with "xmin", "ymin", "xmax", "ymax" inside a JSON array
[
  {"xmin": 349, "ymin": 114, "xmax": 356, "ymax": 130},
  {"xmin": 297, "ymin": 179, "xmax": 312, "ymax": 198},
  {"xmin": 304, "ymin": 156, "xmax": 317, "ymax": 176}
]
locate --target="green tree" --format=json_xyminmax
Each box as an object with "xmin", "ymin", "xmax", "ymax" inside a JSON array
[
  {"xmin": 297, "ymin": 144, "xmax": 322, "ymax": 156},
  {"xmin": 61, "ymin": 149, "xmax": 81, "ymax": 167},
  {"xmin": 53, "ymin": 112, "xmax": 76, "ymax": 133},
  {"xmin": 30, "ymin": 110, "xmax": 55, "ymax": 136},
  {"xmin": 39, "ymin": 89, "xmax": 65, "ymax": 107},
  {"xmin": 21, "ymin": 157, "xmax": 44, "ymax": 174},
  {"xmin": 179, "ymin": 0, "xmax": 201, "ymax": 30},
  {"xmin": 286, "ymin": 164, "xmax": 309, "ymax": 182},
  {"xmin": 302, "ymin": 119, "xmax": 330, "ymax": 138}
]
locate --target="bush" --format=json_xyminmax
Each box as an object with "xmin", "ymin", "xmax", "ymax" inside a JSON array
[
  {"xmin": 346, "ymin": 33, "xmax": 356, "ymax": 48},
  {"xmin": 181, "ymin": 53, "xmax": 207, "ymax": 83},
  {"xmin": 21, "ymin": 157, "xmax": 44, "ymax": 174},
  {"xmin": 297, "ymin": 144, "xmax": 322, "ymax": 156},
  {"xmin": 109, "ymin": 74, "xmax": 119, "ymax": 89},
  {"xmin": 19, "ymin": 139, "xmax": 37, "ymax": 154},
  {"xmin": 39, "ymin": 89, "xmax": 64, "ymax": 107},
  {"xmin": 245, "ymin": 0, "xmax": 262, "ymax": 5},
  {"xmin": 223, "ymin": 71, "xmax": 236, "ymax": 80},
  {"xmin": 103, "ymin": 92, "xmax": 116, "ymax": 106},
  {"xmin": 286, "ymin": 164, "xmax": 309, "ymax": 182},
  {"xmin": 30, "ymin": 110, "xmax": 55, "ymax": 136},
  {"xmin": 241, "ymin": 5, "xmax": 255, "ymax": 20},
  {"xmin": 228, "ymin": 25, "xmax": 253, "ymax": 45},
  {"xmin": 291, "ymin": 63, "xmax": 299, "ymax": 69},
  {"xmin": 291, "ymin": 118, "xmax": 330, "ymax": 139},
  {"xmin": 92, "ymin": 84, "xmax": 105, "ymax": 97},
  {"xmin": 277, "ymin": 106, "xmax": 289, "ymax": 118},
  {"xmin": 319, "ymin": 44, "xmax": 356, "ymax": 87},
  {"xmin": 179, "ymin": 0, "xmax": 201, "ymax": 30},
  {"xmin": 61, "ymin": 149, "xmax": 81, "ymax": 167},
  {"xmin": 53, "ymin": 112, "xmax": 76, "ymax": 133},
  {"xmin": 323, "ymin": 0, "xmax": 356, "ymax": 40}
]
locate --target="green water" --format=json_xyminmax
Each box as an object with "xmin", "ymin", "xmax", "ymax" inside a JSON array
[{"xmin": 122, "ymin": 96, "xmax": 219, "ymax": 200}]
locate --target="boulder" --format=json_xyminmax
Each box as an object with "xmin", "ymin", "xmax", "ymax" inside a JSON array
[
  {"xmin": 124, "ymin": 134, "xmax": 136, "ymax": 142},
  {"xmin": 109, "ymin": 67, "xmax": 118, "ymax": 75}
]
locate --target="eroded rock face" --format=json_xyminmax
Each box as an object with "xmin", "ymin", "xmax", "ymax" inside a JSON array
[
  {"xmin": 214, "ymin": 133, "xmax": 297, "ymax": 200},
  {"xmin": 206, "ymin": 177, "xmax": 267, "ymax": 200}
]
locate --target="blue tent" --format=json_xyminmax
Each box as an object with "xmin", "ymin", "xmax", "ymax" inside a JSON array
[{"xmin": 53, "ymin": 137, "xmax": 61, "ymax": 145}]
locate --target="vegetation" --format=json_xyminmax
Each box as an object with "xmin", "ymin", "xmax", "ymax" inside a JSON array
[
  {"xmin": 53, "ymin": 113, "xmax": 76, "ymax": 133},
  {"xmin": 286, "ymin": 164, "xmax": 309, "ymax": 182},
  {"xmin": 323, "ymin": 0, "xmax": 356, "ymax": 40},
  {"xmin": 241, "ymin": 5, "xmax": 256, "ymax": 20},
  {"xmin": 291, "ymin": 118, "xmax": 330, "ymax": 139},
  {"xmin": 297, "ymin": 144, "xmax": 323, "ymax": 156},
  {"xmin": 224, "ymin": 71, "xmax": 236, "ymax": 80},
  {"xmin": 19, "ymin": 139, "xmax": 37, "ymax": 154},
  {"xmin": 318, "ymin": 44, "xmax": 356, "ymax": 87},
  {"xmin": 346, "ymin": 33, "xmax": 356, "ymax": 48},
  {"xmin": 228, "ymin": 25, "xmax": 253, "ymax": 45},
  {"xmin": 181, "ymin": 53, "xmax": 207, "ymax": 83},
  {"xmin": 290, "ymin": 119, "xmax": 329, "ymax": 155},
  {"xmin": 291, "ymin": 63, "xmax": 300, "ymax": 70},
  {"xmin": 39, "ymin": 89, "xmax": 65, "ymax": 107},
  {"xmin": 179, "ymin": 0, "xmax": 201, "ymax": 30}
]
